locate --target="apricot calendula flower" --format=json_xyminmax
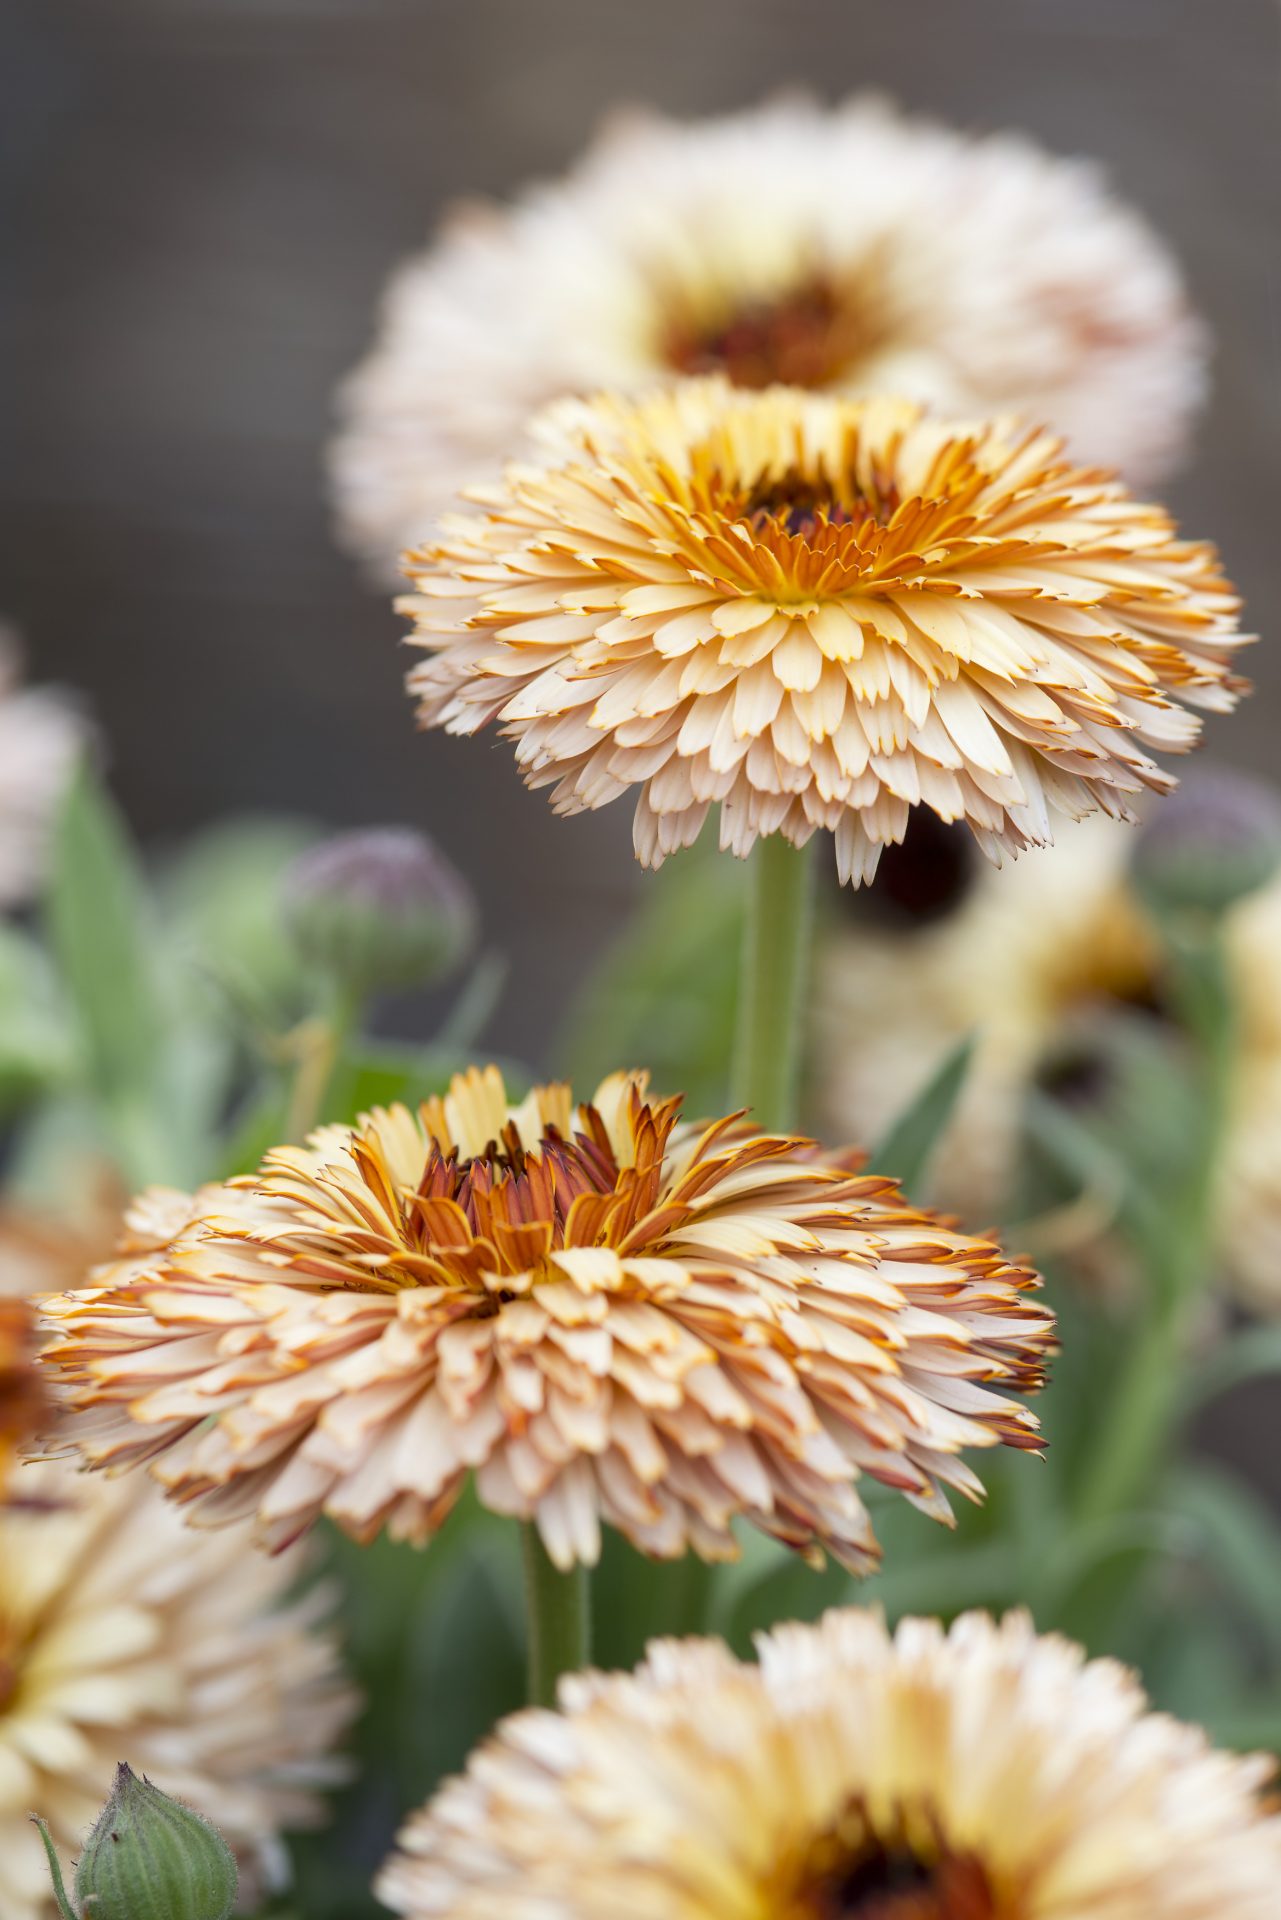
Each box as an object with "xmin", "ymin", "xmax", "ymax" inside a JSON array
[
  {"xmin": 402, "ymin": 382, "xmax": 1247, "ymax": 886},
  {"xmin": 0, "ymin": 1460, "xmax": 356, "ymax": 1920},
  {"xmin": 37, "ymin": 1067, "xmax": 1051, "ymax": 1571},
  {"xmin": 333, "ymin": 96, "xmax": 1205, "ymax": 577},
  {"xmin": 378, "ymin": 1607, "xmax": 1281, "ymax": 1920}
]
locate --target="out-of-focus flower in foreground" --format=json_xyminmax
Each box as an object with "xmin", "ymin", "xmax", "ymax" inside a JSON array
[
  {"xmin": 0, "ymin": 1462, "xmax": 356, "ymax": 1920},
  {"xmin": 378, "ymin": 1607, "xmax": 1281, "ymax": 1920},
  {"xmin": 0, "ymin": 1296, "xmax": 48, "ymax": 1494},
  {"xmin": 816, "ymin": 809, "xmax": 1281, "ymax": 1310},
  {"xmin": 0, "ymin": 631, "xmax": 86, "ymax": 909},
  {"xmin": 403, "ymin": 381, "xmax": 1246, "ymax": 885},
  {"xmin": 37, "ymin": 1066, "xmax": 1052, "ymax": 1571},
  {"xmin": 333, "ymin": 96, "xmax": 1206, "ymax": 577}
]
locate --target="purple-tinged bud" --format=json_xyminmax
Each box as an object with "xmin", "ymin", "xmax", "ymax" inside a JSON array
[
  {"xmin": 1132, "ymin": 768, "xmax": 1281, "ymax": 918},
  {"xmin": 283, "ymin": 826, "xmax": 477, "ymax": 992}
]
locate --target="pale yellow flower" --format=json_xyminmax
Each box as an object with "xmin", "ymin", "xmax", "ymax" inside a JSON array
[
  {"xmin": 816, "ymin": 815, "xmax": 1281, "ymax": 1308},
  {"xmin": 379, "ymin": 1606, "xmax": 1281, "ymax": 1920},
  {"xmin": 404, "ymin": 381, "xmax": 1245, "ymax": 884},
  {"xmin": 0, "ymin": 1460, "xmax": 356, "ymax": 1920},
  {"xmin": 333, "ymin": 96, "xmax": 1205, "ymax": 578},
  {"xmin": 37, "ymin": 1067, "xmax": 1052, "ymax": 1572}
]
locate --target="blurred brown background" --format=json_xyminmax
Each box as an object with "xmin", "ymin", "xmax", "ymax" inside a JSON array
[{"xmin": 2, "ymin": 0, "xmax": 1278, "ymax": 1060}]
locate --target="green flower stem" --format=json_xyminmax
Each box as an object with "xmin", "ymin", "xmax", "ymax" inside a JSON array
[
  {"xmin": 731, "ymin": 834, "xmax": 818, "ymax": 1132},
  {"xmin": 1075, "ymin": 918, "xmax": 1235, "ymax": 1525},
  {"xmin": 284, "ymin": 981, "xmax": 362, "ymax": 1142},
  {"xmin": 32, "ymin": 1819, "xmax": 77, "ymax": 1920},
  {"xmin": 521, "ymin": 1523, "xmax": 590, "ymax": 1709},
  {"xmin": 1073, "ymin": 1303, "xmax": 1186, "ymax": 1525}
]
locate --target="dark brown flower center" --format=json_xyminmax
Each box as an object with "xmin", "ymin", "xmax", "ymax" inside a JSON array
[
  {"xmin": 739, "ymin": 465, "xmax": 903, "ymax": 546},
  {"xmin": 784, "ymin": 1805, "xmax": 1001, "ymax": 1920},
  {"xmin": 662, "ymin": 276, "xmax": 882, "ymax": 391},
  {"xmin": 417, "ymin": 1118, "xmax": 622, "ymax": 1246},
  {"xmin": 0, "ymin": 1615, "xmax": 23, "ymax": 1714},
  {"xmin": 835, "ymin": 813, "xmax": 977, "ymax": 929}
]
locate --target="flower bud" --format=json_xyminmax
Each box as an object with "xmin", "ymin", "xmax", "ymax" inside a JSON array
[
  {"xmin": 35, "ymin": 1764, "xmax": 238, "ymax": 1920},
  {"xmin": 283, "ymin": 826, "xmax": 477, "ymax": 993},
  {"xmin": 1132, "ymin": 768, "xmax": 1281, "ymax": 920}
]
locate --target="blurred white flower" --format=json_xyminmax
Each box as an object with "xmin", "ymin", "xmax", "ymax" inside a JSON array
[
  {"xmin": 332, "ymin": 95, "xmax": 1206, "ymax": 579},
  {"xmin": 380, "ymin": 1607, "xmax": 1281, "ymax": 1919},
  {"xmin": 0, "ymin": 1462, "xmax": 357, "ymax": 1919}
]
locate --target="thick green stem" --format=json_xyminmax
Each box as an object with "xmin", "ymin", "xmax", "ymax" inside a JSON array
[
  {"xmin": 731, "ymin": 835, "xmax": 818, "ymax": 1132},
  {"xmin": 1075, "ymin": 920, "xmax": 1235, "ymax": 1526},
  {"xmin": 521, "ymin": 1523, "xmax": 590, "ymax": 1708},
  {"xmin": 1074, "ymin": 1301, "xmax": 1184, "ymax": 1524}
]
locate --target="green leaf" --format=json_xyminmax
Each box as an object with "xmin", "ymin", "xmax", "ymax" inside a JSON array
[
  {"xmin": 159, "ymin": 814, "xmax": 319, "ymax": 1023},
  {"xmin": 45, "ymin": 761, "xmax": 165, "ymax": 1104},
  {"xmin": 1163, "ymin": 1464, "xmax": 1281, "ymax": 1661},
  {"xmin": 0, "ymin": 924, "xmax": 75, "ymax": 1108},
  {"xmin": 1022, "ymin": 1084, "xmax": 1161, "ymax": 1257},
  {"xmin": 866, "ymin": 1034, "xmax": 974, "ymax": 1194},
  {"xmin": 286, "ymin": 1506, "xmax": 522, "ymax": 1920},
  {"xmin": 1201, "ymin": 1704, "xmax": 1281, "ymax": 1756}
]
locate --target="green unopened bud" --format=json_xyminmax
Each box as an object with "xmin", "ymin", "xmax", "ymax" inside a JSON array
[
  {"xmin": 34, "ymin": 1764, "xmax": 238, "ymax": 1920},
  {"xmin": 1132, "ymin": 768, "xmax": 1281, "ymax": 920},
  {"xmin": 284, "ymin": 826, "xmax": 477, "ymax": 993}
]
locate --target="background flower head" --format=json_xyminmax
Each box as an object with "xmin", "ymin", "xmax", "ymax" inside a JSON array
[
  {"xmin": 38, "ymin": 1066, "xmax": 1052, "ymax": 1572},
  {"xmin": 404, "ymin": 381, "xmax": 1246, "ymax": 885},
  {"xmin": 332, "ymin": 95, "xmax": 1206, "ymax": 578},
  {"xmin": 0, "ymin": 1460, "xmax": 356, "ymax": 1920},
  {"xmin": 378, "ymin": 1605, "xmax": 1281, "ymax": 1920},
  {"xmin": 816, "ymin": 811, "xmax": 1281, "ymax": 1309}
]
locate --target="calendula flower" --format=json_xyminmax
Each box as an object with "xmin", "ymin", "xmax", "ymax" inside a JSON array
[
  {"xmin": 816, "ymin": 814, "xmax": 1156, "ymax": 1212},
  {"xmin": 333, "ymin": 96, "xmax": 1205, "ymax": 577},
  {"xmin": 37, "ymin": 1067, "xmax": 1052, "ymax": 1571},
  {"xmin": 0, "ymin": 630, "xmax": 85, "ymax": 909},
  {"xmin": 0, "ymin": 1460, "xmax": 356, "ymax": 1920},
  {"xmin": 816, "ymin": 809, "xmax": 1281, "ymax": 1310},
  {"xmin": 379, "ymin": 1605, "xmax": 1281, "ymax": 1920},
  {"xmin": 403, "ymin": 381, "xmax": 1246, "ymax": 884}
]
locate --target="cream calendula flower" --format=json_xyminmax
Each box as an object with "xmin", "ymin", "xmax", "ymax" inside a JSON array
[
  {"xmin": 815, "ymin": 814, "xmax": 1157, "ymax": 1213},
  {"xmin": 37, "ymin": 1067, "xmax": 1052, "ymax": 1572},
  {"xmin": 333, "ymin": 95, "xmax": 1206, "ymax": 577},
  {"xmin": 816, "ymin": 814, "xmax": 1281, "ymax": 1309},
  {"xmin": 0, "ymin": 1460, "xmax": 356, "ymax": 1920},
  {"xmin": 378, "ymin": 1606, "xmax": 1281, "ymax": 1920},
  {"xmin": 0, "ymin": 631, "xmax": 86, "ymax": 909},
  {"xmin": 403, "ymin": 380, "xmax": 1246, "ymax": 884}
]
